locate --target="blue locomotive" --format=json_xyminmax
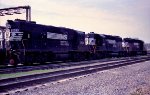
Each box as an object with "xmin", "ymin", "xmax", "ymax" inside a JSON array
[
  {"xmin": 4, "ymin": 19, "xmax": 87, "ymax": 65},
  {"xmin": 0, "ymin": 19, "xmax": 147, "ymax": 66},
  {"xmin": 85, "ymin": 32, "xmax": 124, "ymax": 58},
  {"xmin": 123, "ymin": 38, "xmax": 147, "ymax": 56}
]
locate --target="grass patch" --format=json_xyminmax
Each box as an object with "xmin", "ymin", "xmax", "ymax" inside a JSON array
[
  {"xmin": 0, "ymin": 58, "xmax": 136, "ymax": 80},
  {"xmin": 0, "ymin": 61, "xmax": 99, "ymax": 80},
  {"xmin": 0, "ymin": 65, "xmax": 6, "ymax": 68},
  {"xmin": 0, "ymin": 69, "xmax": 60, "ymax": 80},
  {"xmin": 0, "ymin": 64, "xmax": 82, "ymax": 80}
]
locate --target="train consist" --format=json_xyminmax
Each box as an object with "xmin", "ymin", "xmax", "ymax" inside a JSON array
[{"xmin": 0, "ymin": 19, "xmax": 147, "ymax": 66}]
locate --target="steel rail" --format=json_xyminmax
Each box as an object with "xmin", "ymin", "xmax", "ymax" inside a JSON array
[
  {"xmin": 0, "ymin": 56, "xmax": 150, "ymax": 93},
  {"xmin": 0, "ymin": 56, "xmax": 147, "ymax": 74}
]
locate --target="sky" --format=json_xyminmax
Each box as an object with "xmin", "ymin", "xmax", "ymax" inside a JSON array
[{"xmin": 0, "ymin": 0, "xmax": 150, "ymax": 43}]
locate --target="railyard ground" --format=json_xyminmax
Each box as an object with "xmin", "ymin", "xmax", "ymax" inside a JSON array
[{"xmin": 5, "ymin": 60, "xmax": 150, "ymax": 95}]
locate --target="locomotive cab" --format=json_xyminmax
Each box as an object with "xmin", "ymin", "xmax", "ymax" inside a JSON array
[
  {"xmin": 85, "ymin": 32, "xmax": 105, "ymax": 49},
  {"xmin": 5, "ymin": 19, "xmax": 26, "ymax": 65},
  {"xmin": 85, "ymin": 32, "xmax": 107, "ymax": 59}
]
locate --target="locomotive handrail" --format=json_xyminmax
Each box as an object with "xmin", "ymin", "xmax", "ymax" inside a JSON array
[{"xmin": 22, "ymin": 39, "xmax": 27, "ymax": 56}]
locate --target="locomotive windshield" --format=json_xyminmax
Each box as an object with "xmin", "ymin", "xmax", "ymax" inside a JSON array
[
  {"xmin": 85, "ymin": 32, "xmax": 96, "ymax": 45},
  {"xmin": 85, "ymin": 37, "xmax": 96, "ymax": 45}
]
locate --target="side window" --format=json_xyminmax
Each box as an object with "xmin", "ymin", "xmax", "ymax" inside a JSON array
[{"xmin": 47, "ymin": 32, "xmax": 67, "ymax": 40}]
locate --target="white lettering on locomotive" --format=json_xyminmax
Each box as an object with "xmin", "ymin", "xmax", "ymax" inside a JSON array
[
  {"xmin": 107, "ymin": 39, "xmax": 116, "ymax": 44},
  {"xmin": 134, "ymin": 42, "xmax": 140, "ymax": 48},
  {"xmin": 60, "ymin": 41, "xmax": 69, "ymax": 46},
  {"xmin": 107, "ymin": 39, "xmax": 117, "ymax": 47},
  {"xmin": 9, "ymin": 29, "xmax": 23, "ymax": 41},
  {"xmin": 47, "ymin": 32, "xmax": 67, "ymax": 40},
  {"xmin": 133, "ymin": 42, "xmax": 139, "ymax": 46}
]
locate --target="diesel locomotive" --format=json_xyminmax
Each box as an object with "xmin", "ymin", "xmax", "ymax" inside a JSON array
[{"xmin": 0, "ymin": 19, "xmax": 147, "ymax": 66}]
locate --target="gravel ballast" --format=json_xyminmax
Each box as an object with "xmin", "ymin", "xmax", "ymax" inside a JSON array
[{"xmin": 9, "ymin": 60, "xmax": 150, "ymax": 95}]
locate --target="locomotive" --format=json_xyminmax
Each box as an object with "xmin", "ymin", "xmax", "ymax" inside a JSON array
[
  {"xmin": 0, "ymin": 19, "xmax": 147, "ymax": 66},
  {"xmin": 85, "ymin": 32, "xmax": 123, "ymax": 58},
  {"xmin": 123, "ymin": 38, "xmax": 147, "ymax": 56},
  {"xmin": 3, "ymin": 19, "xmax": 87, "ymax": 65}
]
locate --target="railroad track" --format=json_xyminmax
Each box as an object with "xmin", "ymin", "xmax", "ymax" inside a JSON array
[
  {"xmin": 0, "ymin": 55, "xmax": 150, "ymax": 93},
  {"xmin": 0, "ymin": 56, "xmax": 147, "ymax": 74}
]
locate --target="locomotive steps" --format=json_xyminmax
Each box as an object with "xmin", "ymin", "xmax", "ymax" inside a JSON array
[{"xmin": 0, "ymin": 56, "xmax": 150, "ymax": 93}]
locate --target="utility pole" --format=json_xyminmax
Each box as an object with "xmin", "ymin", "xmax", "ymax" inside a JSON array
[
  {"xmin": 0, "ymin": 5, "xmax": 31, "ymax": 21},
  {"xmin": 0, "ymin": 6, "xmax": 31, "ymax": 49}
]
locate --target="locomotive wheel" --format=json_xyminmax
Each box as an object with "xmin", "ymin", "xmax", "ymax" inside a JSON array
[
  {"xmin": 9, "ymin": 59, "xmax": 15, "ymax": 65},
  {"xmin": 9, "ymin": 58, "xmax": 18, "ymax": 67}
]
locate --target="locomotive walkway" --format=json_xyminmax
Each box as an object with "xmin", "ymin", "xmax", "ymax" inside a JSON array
[{"xmin": 0, "ymin": 55, "xmax": 150, "ymax": 94}]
